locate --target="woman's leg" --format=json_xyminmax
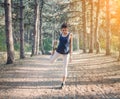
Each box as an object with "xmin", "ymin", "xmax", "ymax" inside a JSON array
[
  {"xmin": 62, "ymin": 54, "xmax": 70, "ymax": 83},
  {"xmin": 49, "ymin": 51, "xmax": 61, "ymax": 64}
]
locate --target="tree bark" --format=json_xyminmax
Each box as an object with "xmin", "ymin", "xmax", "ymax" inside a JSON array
[
  {"xmin": 82, "ymin": 0, "xmax": 87, "ymax": 53},
  {"xmin": 94, "ymin": 0, "xmax": 100, "ymax": 54},
  {"xmin": 39, "ymin": 0, "xmax": 44, "ymax": 54},
  {"xmin": 32, "ymin": 0, "xmax": 39, "ymax": 56},
  {"xmin": 89, "ymin": 0, "xmax": 94, "ymax": 53},
  {"xmin": 20, "ymin": 0, "xmax": 25, "ymax": 59},
  {"xmin": 4, "ymin": 0, "xmax": 15, "ymax": 64},
  {"xmin": 106, "ymin": 0, "xmax": 111, "ymax": 55},
  {"xmin": 118, "ymin": 32, "xmax": 120, "ymax": 61},
  {"xmin": 36, "ymin": 1, "xmax": 40, "ymax": 55}
]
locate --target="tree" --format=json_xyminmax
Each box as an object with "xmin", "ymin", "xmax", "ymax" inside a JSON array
[
  {"xmin": 39, "ymin": 0, "xmax": 44, "ymax": 54},
  {"xmin": 19, "ymin": 0, "xmax": 25, "ymax": 59},
  {"xmin": 31, "ymin": 0, "xmax": 40, "ymax": 56},
  {"xmin": 4, "ymin": 0, "xmax": 15, "ymax": 64},
  {"xmin": 89, "ymin": 0, "xmax": 94, "ymax": 53},
  {"xmin": 94, "ymin": 0, "xmax": 100, "ymax": 54},
  {"xmin": 106, "ymin": 0, "xmax": 111, "ymax": 55},
  {"xmin": 82, "ymin": 0, "xmax": 87, "ymax": 53},
  {"xmin": 118, "ymin": 33, "xmax": 120, "ymax": 61},
  {"xmin": 116, "ymin": 1, "xmax": 120, "ymax": 61},
  {"xmin": 36, "ymin": 0, "xmax": 40, "ymax": 55}
]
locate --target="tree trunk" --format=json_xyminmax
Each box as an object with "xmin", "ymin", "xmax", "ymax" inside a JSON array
[
  {"xmin": 94, "ymin": 0, "xmax": 100, "ymax": 54},
  {"xmin": 118, "ymin": 32, "xmax": 120, "ymax": 61},
  {"xmin": 4, "ymin": 0, "xmax": 15, "ymax": 64},
  {"xmin": 82, "ymin": 0, "xmax": 87, "ymax": 53},
  {"xmin": 36, "ymin": 19, "xmax": 40, "ymax": 55},
  {"xmin": 39, "ymin": 0, "xmax": 44, "ymax": 54},
  {"xmin": 89, "ymin": 0, "xmax": 94, "ymax": 53},
  {"xmin": 36, "ymin": 1, "xmax": 40, "ymax": 55},
  {"xmin": 32, "ymin": 0, "xmax": 39, "ymax": 56},
  {"xmin": 19, "ymin": 0, "xmax": 25, "ymax": 59},
  {"xmin": 106, "ymin": 0, "xmax": 111, "ymax": 55}
]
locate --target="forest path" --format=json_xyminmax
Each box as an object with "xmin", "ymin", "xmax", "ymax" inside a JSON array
[{"xmin": 0, "ymin": 52, "xmax": 120, "ymax": 99}]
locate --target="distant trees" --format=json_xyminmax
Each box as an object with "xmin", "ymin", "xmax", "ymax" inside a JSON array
[
  {"xmin": 0, "ymin": 0, "xmax": 120, "ymax": 64},
  {"xmin": 1, "ymin": 0, "xmax": 70, "ymax": 64},
  {"xmin": 68, "ymin": 0, "xmax": 116, "ymax": 56},
  {"xmin": 4, "ymin": 0, "xmax": 15, "ymax": 64}
]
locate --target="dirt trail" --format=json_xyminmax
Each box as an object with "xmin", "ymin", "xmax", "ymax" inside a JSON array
[{"xmin": 0, "ymin": 52, "xmax": 120, "ymax": 99}]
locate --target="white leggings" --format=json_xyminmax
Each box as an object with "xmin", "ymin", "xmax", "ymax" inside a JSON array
[{"xmin": 50, "ymin": 51, "xmax": 70, "ymax": 77}]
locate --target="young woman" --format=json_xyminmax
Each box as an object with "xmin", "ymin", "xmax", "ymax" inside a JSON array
[{"xmin": 50, "ymin": 23, "xmax": 73, "ymax": 89}]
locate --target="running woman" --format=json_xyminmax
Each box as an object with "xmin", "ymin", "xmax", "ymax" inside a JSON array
[{"xmin": 50, "ymin": 23, "xmax": 73, "ymax": 89}]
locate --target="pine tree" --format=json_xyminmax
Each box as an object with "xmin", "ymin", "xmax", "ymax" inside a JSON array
[
  {"xmin": 89, "ymin": 0, "xmax": 94, "ymax": 53},
  {"xmin": 82, "ymin": 0, "xmax": 87, "ymax": 53},
  {"xmin": 32, "ymin": 0, "xmax": 40, "ymax": 56},
  {"xmin": 19, "ymin": 0, "xmax": 25, "ymax": 59},
  {"xmin": 4, "ymin": 0, "xmax": 15, "ymax": 64},
  {"xmin": 106, "ymin": 0, "xmax": 111, "ymax": 55},
  {"xmin": 94, "ymin": 0, "xmax": 100, "ymax": 54}
]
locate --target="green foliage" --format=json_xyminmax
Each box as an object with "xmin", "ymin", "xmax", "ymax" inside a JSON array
[
  {"xmin": 79, "ymin": 40, "xmax": 83, "ymax": 49},
  {"xmin": 25, "ymin": 43, "xmax": 32, "ymax": 52},
  {"xmin": 99, "ymin": 37, "xmax": 106, "ymax": 50},
  {"xmin": 73, "ymin": 38, "xmax": 78, "ymax": 51},
  {"xmin": 111, "ymin": 35, "xmax": 119, "ymax": 51},
  {"xmin": 43, "ymin": 37, "xmax": 52, "ymax": 52},
  {"xmin": 99, "ymin": 34, "xmax": 119, "ymax": 52},
  {"xmin": 0, "ymin": 30, "xmax": 6, "ymax": 51},
  {"xmin": 14, "ymin": 42, "xmax": 20, "ymax": 51}
]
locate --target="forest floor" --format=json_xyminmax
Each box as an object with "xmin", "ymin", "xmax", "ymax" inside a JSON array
[{"xmin": 0, "ymin": 52, "xmax": 120, "ymax": 99}]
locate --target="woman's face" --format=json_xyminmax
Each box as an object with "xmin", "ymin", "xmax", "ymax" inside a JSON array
[{"xmin": 61, "ymin": 28, "xmax": 68, "ymax": 34}]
